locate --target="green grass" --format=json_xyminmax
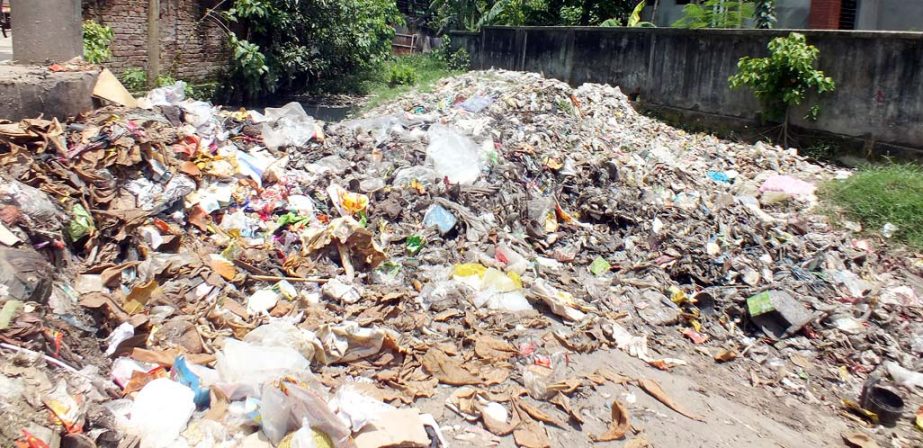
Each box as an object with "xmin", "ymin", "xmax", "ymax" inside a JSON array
[
  {"xmin": 358, "ymin": 54, "xmax": 463, "ymax": 111},
  {"xmin": 820, "ymin": 164, "xmax": 923, "ymax": 249}
]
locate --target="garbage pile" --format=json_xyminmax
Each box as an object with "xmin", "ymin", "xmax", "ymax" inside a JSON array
[{"xmin": 0, "ymin": 70, "xmax": 921, "ymax": 447}]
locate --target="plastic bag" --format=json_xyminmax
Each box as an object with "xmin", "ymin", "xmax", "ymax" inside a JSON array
[
  {"xmin": 392, "ymin": 166, "xmax": 439, "ymax": 188},
  {"xmin": 144, "ymin": 81, "xmax": 186, "ymax": 106},
  {"xmin": 423, "ymin": 204, "xmax": 457, "ymax": 235},
  {"xmin": 244, "ymin": 321, "xmax": 320, "ymax": 362},
  {"xmin": 129, "ymin": 378, "xmax": 195, "ymax": 448},
  {"xmin": 215, "ymin": 339, "xmax": 311, "ymax": 386},
  {"xmin": 426, "ymin": 125, "xmax": 481, "ymax": 185},
  {"xmin": 261, "ymin": 102, "xmax": 316, "ymax": 150},
  {"xmin": 0, "ymin": 178, "xmax": 66, "ymax": 224}
]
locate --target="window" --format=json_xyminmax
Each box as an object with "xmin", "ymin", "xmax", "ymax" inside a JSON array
[{"xmin": 840, "ymin": 0, "xmax": 858, "ymax": 29}]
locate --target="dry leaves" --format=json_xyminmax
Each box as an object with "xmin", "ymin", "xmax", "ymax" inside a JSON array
[
  {"xmin": 842, "ymin": 431, "xmax": 880, "ymax": 448},
  {"xmin": 591, "ymin": 400, "xmax": 630, "ymax": 442},
  {"xmin": 513, "ymin": 420, "xmax": 550, "ymax": 448},
  {"xmin": 421, "ymin": 349, "xmax": 481, "ymax": 385},
  {"xmin": 475, "ymin": 335, "xmax": 519, "ymax": 361},
  {"xmin": 636, "ymin": 378, "xmax": 704, "ymax": 422}
]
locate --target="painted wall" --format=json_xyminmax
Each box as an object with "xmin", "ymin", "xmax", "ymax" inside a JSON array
[
  {"xmin": 857, "ymin": 0, "xmax": 923, "ymax": 32},
  {"xmin": 451, "ymin": 26, "xmax": 923, "ymax": 151}
]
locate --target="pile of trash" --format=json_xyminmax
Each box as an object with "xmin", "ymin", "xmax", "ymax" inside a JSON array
[{"xmin": 0, "ymin": 69, "xmax": 921, "ymax": 448}]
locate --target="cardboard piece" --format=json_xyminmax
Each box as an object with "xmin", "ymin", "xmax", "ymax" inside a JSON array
[
  {"xmin": 93, "ymin": 69, "xmax": 138, "ymax": 108},
  {"xmin": 354, "ymin": 408, "xmax": 430, "ymax": 448}
]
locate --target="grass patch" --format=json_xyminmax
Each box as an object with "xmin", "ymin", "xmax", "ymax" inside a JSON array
[
  {"xmin": 358, "ymin": 54, "xmax": 463, "ymax": 111},
  {"xmin": 820, "ymin": 164, "xmax": 923, "ymax": 249}
]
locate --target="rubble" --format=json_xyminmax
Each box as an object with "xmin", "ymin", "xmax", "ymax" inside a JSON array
[{"xmin": 0, "ymin": 69, "xmax": 921, "ymax": 447}]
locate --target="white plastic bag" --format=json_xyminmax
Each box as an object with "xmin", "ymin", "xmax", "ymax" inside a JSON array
[
  {"xmin": 426, "ymin": 125, "xmax": 481, "ymax": 185},
  {"xmin": 215, "ymin": 339, "xmax": 310, "ymax": 385},
  {"xmin": 129, "ymin": 378, "xmax": 195, "ymax": 448},
  {"xmin": 261, "ymin": 102, "xmax": 316, "ymax": 150}
]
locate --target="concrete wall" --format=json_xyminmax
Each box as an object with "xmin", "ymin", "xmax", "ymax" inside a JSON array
[
  {"xmin": 82, "ymin": 0, "xmax": 228, "ymax": 82},
  {"xmin": 0, "ymin": 66, "xmax": 96, "ymax": 120},
  {"xmin": 452, "ymin": 27, "xmax": 923, "ymax": 151},
  {"xmin": 10, "ymin": 0, "xmax": 83, "ymax": 63}
]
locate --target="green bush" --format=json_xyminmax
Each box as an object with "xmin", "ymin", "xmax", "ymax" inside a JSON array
[
  {"xmin": 220, "ymin": 0, "xmax": 402, "ymax": 101},
  {"xmin": 387, "ymin": 63, "xmax": 418, "ymax": 86},
  {"xmin": 448, "ymin": 48, "xmax": 471, "ymax": 71},
  {"xmin": 83, "ymin": 20, "xmax": 114, "ymax": 64},
  {"xmin": 821, "ymin": 164, "xmax": 923, "ymax": 249},
  {"xmin": 121, "ymin": 68, "xmax": 147, "ymax": 92}
]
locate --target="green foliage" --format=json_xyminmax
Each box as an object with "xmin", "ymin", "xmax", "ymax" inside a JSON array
[
  {"xmin": 388, "ymin": 63, "xmax": 419, "ymax": 86},
  {"xmin": 821, "ymin": 164, "xmax": 923, "ymax": 249},
  {"xmin": 185, "ymin": 82, "xmax": 219, "ymax": 101},
  {"xmin": 121, "ymin": 68, "xmax": 148, "ymax": 92},
  {"xmin": 220, "ymin": 0, "xmax": 401, "ymax": 100},
  {"xmin": 83, "ymin": 20, "xmax": 114, "ymax": 64},
  {"xmin": 729, "ymin": 33, "xmax": 835, "ymax": 122},
  {"xmin": 673, "ymin": 0, "xmax": 754, "ymax": 28},
  {"xmin": 600, "ymin": 18, "xmax": 622, "ymax": 27},
  {"xmin": 360, "ymin": 53, "xmax": 465, "ymax": 111},
  {"xmin": 156, "ymin": 74, "xmax": 177, "ymax": 87},
  {"xmin": 448, "ymin": 47, "xmax": 471, "ymax": 70},
  {"xmin": 429, "ymin": 0, "xmax": 637, "ymax": 30},
  {"xmin": 754, "ymin": 0, "xmax": 776, "ymax": 29},
  {"xmin": 560, "ymin": 5, "xmax": 583, "ymax": 25}
]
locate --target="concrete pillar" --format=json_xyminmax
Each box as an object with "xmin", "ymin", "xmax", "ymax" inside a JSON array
[{"xmin": 9, "ymin": 0, "xmax": 83, "ymax": 64}]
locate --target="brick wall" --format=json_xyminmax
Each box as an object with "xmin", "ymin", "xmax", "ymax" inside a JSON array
[
  {"xmin": 809, "ymin": 0, "xmax": 842, "ymax": 29},
  {"xmin": 83, "ymin": 0, "xmax": 228, "ymax": 82}
]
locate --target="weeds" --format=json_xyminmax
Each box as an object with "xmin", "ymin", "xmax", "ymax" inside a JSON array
[{"xmin": 820, "ymin": 164, "xmax": 923, "ymax": 249}]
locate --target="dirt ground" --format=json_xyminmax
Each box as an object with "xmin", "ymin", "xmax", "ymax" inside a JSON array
[{"xmin": 412, "ymin": 345, "xmax": 856, "ymax": 448}]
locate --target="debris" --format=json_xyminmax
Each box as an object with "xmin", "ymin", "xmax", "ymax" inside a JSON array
[
  {"xmin": 842, "ymin": 431, "xmax": 880, "ymax": 448},
  {"xmin": 92, "ymin": 68, "xmax": 138, "ymax": 107},
  {"xmin": 636, "ymin": 378, "xmax": 704, "ymax": 421},
  {"xmin": 591, "ymin": 400, "xmax": 630, "ymax": 441}
]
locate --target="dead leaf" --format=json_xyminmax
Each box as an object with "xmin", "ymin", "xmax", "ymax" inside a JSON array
[
  {"xmin": 514, "ymin": 398, "xmax": 565, "ymax": 428},
  {"xmin": 547, "ymin": 377, "xmax": 582, "ymax": 395},
  {"xmin": 187, "ymin": 205, "xmax": 211, "ymax": 232},
  {"xmin": 713, "ymin": 348, "xmax": 738, "ymax": 363},
  {"xmin": 208, "ymin": 255, "xmax": 237, "ymax": 281},
  {"xmin": 591, "ymin": 400, "xmax": 630, "ymax": 442},
  {"xmin": 421, "ymin": 349, "xmax": 481, "ymax": 385},
  {"xmin": 637, "ymin": 378, "xmax": 704, "ymax": 421},
  {"xmin": 130, "ymin": 348, "xmax": 214, "ymax": 367},
  {"xmin": 179, "ymin": 161, "xmax": 202, "ymax": 176},
  {"xmin": 99, "ymin": 261, "xmax": 141, "ymax": 288},
  {"xmin": 475, "ymin": 335, "xmax": 519, "ymax": 361},
  {"xmin": 513, "ymin": 420, "xmax": 550, "ymax": 448},
  {"xmin": 594, "ymin": 368, "xmax": 630, "ymax": 384},
  {"xmin": 549, "ymin": 393, "xmax": 583, "ymax": 424},
  {"xmin": 204, "ymin": 387, "xmax": 229, "ymax": 421},
  {"xmin": 480, "ymin": 366, "xmax": 511, "ymax": 385},
  {"xmin": 123, "ymin": 280, "xmax": 159, "ymax": 314},
  {"xmin": 842, "ymin": 431, "xmax": 880, "ymax": 448}
]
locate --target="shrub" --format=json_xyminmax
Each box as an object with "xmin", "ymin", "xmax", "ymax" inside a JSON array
[
  {"xmin": 448, "ymin": 48, "xmax": 471, "ymax": 71},
  {"xmin": 387, "ymin": 63, "xmax": 418, "ymax": 86},
  {"xmin": 220, "ymin": 0, "xmax": 402, "ymax": 101},
  {"xmin": 83, "ymin": 20, "xmax": 113, "ymax": 64},
  {"xmin": 121, "ymin": 68, "xmax": 147, "ymax": 92}
]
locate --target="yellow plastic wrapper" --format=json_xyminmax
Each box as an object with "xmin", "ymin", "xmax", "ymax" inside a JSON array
[
  {"xmin": 453, "ymin": 263, "xmax": 487, "ymax": 278},
  {"xmin": 278, "ymin": 428, "xmax": 334, "ymax": 448}
]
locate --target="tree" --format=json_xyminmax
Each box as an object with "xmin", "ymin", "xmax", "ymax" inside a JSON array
[
  {"xmin": 754, "ymin": 0, "xmax": 776, "ymax": 29},
  {"xmin": 217, "ymin": 0, "xmax": 402, "ymax": 101},
  {"xmin": 672, "ymin": 0, "xmax": 754, "ymax": 29},
  {"xmin": 729, "ymin": 33, "xmax": 836, "ymax": 147}
]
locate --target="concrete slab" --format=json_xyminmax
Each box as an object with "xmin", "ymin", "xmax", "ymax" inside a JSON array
[{"xmin": 0, "ymin": 65, "xmax": 97, "ymax": 120}]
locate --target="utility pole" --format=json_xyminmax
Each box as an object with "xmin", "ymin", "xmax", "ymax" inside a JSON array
[{"xmin": 147, "ymin": 0, "xmax": 160, "ymax": 88}]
